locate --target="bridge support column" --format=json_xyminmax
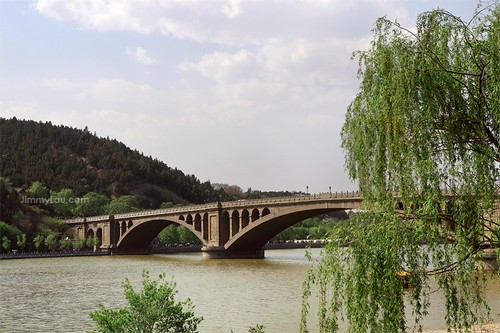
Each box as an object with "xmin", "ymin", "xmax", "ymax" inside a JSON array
[{"xmin": 202, "ymin": 246, "xmax": 264, "ymax": 259}]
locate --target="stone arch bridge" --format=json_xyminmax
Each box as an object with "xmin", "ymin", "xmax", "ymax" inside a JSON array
[{"xmin": 66, "ymin": 191, "xmax": 363, "ymax": 258}]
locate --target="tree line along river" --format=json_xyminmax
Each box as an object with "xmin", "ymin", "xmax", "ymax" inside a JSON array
[{"xmin": 0, "ymin": 248, "xmax": 499, "ymax": 333}]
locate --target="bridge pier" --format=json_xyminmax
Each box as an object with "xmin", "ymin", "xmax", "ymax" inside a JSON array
[{"xmin": 202, "ymin": 246, "xmax": 264, "ymax": 259}]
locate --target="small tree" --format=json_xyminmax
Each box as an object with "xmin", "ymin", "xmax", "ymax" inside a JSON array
[
  {"xmin": 26, "ymin": 181, "xmax": 50, "ymax": 203},
  {"xmin": 74, "ymin": 192, "xmax": 109, "ymax": 217},
  {"xmin": 74, "ymin": 237, "xmax": 86, "ymax": 251},
  {"xmin": 60, "ymin": 237, "xmax": 73, "ymax": 250},
  {"xmin": 50, "ymin": 188, "xmax": 77, "ymax": 217},
  {"xmin": 16, "ymin": 233, "xmax": 26, "ymax": 251},
  {"xmin": 106, "ymin": 195, "xmax": 141, "ymax": 215},
  {"xmin": 86, "ymin": 236, "xmax": 99, "ymax": 250},
  {"xmin": 33, "ymin": 234, "xmax": 45, "ymax": 252},
  {"xmin": 44, "ymin": 232, "xmax": 59, "ymax": 251},
  {"xmin": 160, "ymin": 201, "xmax": 175, "ymax": 209},
  {"xmin": 1, "ymin": 236, "xmax": 11, "ymax": 252},
  {"xmin": 88, "ymin": 270, "xmax": 203, "ymax": 333}
]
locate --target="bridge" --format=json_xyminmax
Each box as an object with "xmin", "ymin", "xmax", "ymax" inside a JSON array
[{"xmin": 66, "ymin": 191, "xmax": 363, "ymax": 258}]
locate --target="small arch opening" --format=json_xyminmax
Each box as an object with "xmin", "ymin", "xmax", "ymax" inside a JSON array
[
  {"xmin": 251, "ymin": 208, "xmax": 260, "ymax": 222},
  {"xmin": 221, "ymin": 211, "xmax": 230, "ymax": 244},
  {"xmin": 241, "ymin": 209, "xmax": 250, "ymax": 229},
  {"xmin": 121, "ymin": 221, "xmax": 127, "ymax": 236},
  {"xmin": 194, "ymin": 213, "xmax": 202, "ymax": 232},
  {"xmin": 262, "ymin": 207, "xmax": 271, "ymax": 217},
  {"xmin": 231, "ymin": 210, "xmax": 240, "ymax": 236},
  {"xmin": 96, "ymin": 228, "xmax": 103, "ymax": 248}
]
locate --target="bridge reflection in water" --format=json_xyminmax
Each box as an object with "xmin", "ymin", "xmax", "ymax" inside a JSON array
[{"xmin": 66, "ymin": 192, "xmax": 362, "ymax": 258}]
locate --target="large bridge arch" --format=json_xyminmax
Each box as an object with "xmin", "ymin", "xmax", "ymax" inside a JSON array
[
  {"xmin": 116, "ymin": 218, "xmax": 206, "ymax": 249},
  {"xmin": 224, "ymin": 207, "xmax": 346, "ymax": 252}
]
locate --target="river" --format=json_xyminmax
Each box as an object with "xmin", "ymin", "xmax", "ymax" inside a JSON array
[{"xmin": 0, "ymin": 249, "xmax": 498, "ymax": 333}]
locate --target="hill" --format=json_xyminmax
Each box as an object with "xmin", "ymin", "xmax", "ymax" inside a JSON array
[{"xmin": 0, "ymin": 117, "xmax": 227, "ymax": 207}]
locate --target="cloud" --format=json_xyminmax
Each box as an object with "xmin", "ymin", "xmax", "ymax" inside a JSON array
[
  {"xmin": 43, "ymin": 78, "xmax": 175, "ymax": 111},
  {"xmin": 126, "ymin": 46, "xmax": 156, "ymax": 65},
  {"xmin": 34, "ymin": 0, "xmax": 410, "ymax": 45},
  {"xmin": 221, "ymin": 0, "xmax": 241, "ymax": 19},
  {"xmin": 179, "ymin": 37, "xmax": 360, "ymax": 120},
  {"xmin": 31, "ymin": 0, "xmax": 455, "ymax": 191}
]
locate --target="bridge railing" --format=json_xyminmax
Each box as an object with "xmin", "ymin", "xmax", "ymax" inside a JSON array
[
  {"xmin": 66, "ymin": 190, "xmax": 361, "ymax": 224},
  {"xmin": 219, "ymin": 191, "xmax": 361, "ymax": 208}
]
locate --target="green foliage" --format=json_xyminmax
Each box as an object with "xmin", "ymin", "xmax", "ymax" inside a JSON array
[
  {"xmin": 0, "ymin": 221, "xmax": 22, "ymax": 240},
  {"xmin": 88, "ymin": 270, "xmax": 203, "ymax": 333},
  {"xmin": 106, "ymin": 195, "xmax": 141, "ymax": 214},
  {"xmin": 50, "ymin": 188, "xmax": 77, "ymax": 217},
  {"xmin": 1, "ymin": 236, "xmax": 11, "ymax": 252},
  {"xmin": 26, "ymin": 181, "xmax": 50, "ymax": 201},
  {"xmin": 158, "ymin": 225, "xmax": 180, "ymax": 244},
  {"xmin": 86, "ymin": 236, "xmax": 101, "ymax": 249},
  {"xmin": 16, "ymin": 233, "xmax": 26, "ymax": 250},
  {"xmin": 157, "ymin": 225, "xmax": 202, "ymax": 245},
  {"xmin": 272, "ymin": 215, "xmax": 348, "ymax": 242},
  {"xmin": 177, "ymin": 226, "xmax": 200, "ymax": 244},
  {"xmin": 59, "ymin": 237, "xmax": 73, "ymax": 250},
  {"xmin": 0, "ymin": 221, "xmax": 22, "ymax": 250},
  {"xmin": 160, "ymin": 202, "xmax": 175, "ymax": 209},
  {"xmin": 33, "ymin": 234, "xmax": 44, "ymax": 251},
  {"xmin": 74, "ymin": 192, "xmax": 110, "ymax": 217},
  {"xmin": 38, "ymin": 216, "xmax": 68, "ymax": 235},
  {"xmin": 303, "ymin": 4, "xmax": 499, "ymax": 333},
  {"xmin": 74, "ymin": 237, "xmax": 86, "ymax": 250},
  {"xmin": 44, "ymin": 232, "xmax": 59, "ymax": 251},
  {"xmin": 0, "ymin": 177, "xmax": 21, "ymax": 224}
]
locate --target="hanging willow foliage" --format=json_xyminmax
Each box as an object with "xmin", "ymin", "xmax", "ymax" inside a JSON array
[{"xmin": 302, "ymin": 3, "xmax": 499, "ymax": 333}]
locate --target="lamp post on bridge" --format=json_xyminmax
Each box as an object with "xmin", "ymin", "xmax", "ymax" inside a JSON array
[
  {"xmin": 329, "ymin": 186, "xmax": 331, "ymax": 197},
  {"xmin": 306, "ymin": 186, "xmax": 309, "ymax": 195}
]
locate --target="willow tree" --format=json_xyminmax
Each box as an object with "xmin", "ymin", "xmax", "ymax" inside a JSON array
[{"xmin": 302, "ymin": 3, "xmax": 499, "ymax": 333}]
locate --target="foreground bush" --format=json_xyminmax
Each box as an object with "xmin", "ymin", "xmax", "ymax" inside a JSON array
[{"xmin": 88, "ymin": 270, "xmax": 202, "ymax": 333}]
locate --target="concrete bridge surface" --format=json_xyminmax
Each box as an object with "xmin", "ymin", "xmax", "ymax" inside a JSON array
[{"xmin": 66, "ymin": 191, "xmax": 363, "ymax": 258}]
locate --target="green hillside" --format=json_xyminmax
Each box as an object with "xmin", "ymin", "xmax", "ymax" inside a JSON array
[{"xmin": 0, "ymin": 117, "xmax": 227, "ymax": 207}]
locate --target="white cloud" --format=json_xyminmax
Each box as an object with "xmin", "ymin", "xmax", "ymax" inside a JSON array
[
  {"xmin": 221, "ymin": 0, "xmax": 241, "ymax": 19},
  {"xmin": 22, "ymin": 0, "xmax": 478, "ymax": 191},
  {"xmin": 126, "ymin": 46, "xmax": 156, "ymax": 65},
  {"xmin": 35, "ymin": 0, "xmax": 410, "ymax": 45}
]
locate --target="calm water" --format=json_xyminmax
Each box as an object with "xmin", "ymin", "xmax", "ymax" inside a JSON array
[{"xmin": 0, "ymin": 249, "xmax": 498, "ymax": 333}]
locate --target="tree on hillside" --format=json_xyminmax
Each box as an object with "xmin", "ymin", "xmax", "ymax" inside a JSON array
[
  {"xmin": 50, "ymin": 188, "xmax": 77, "ymax": 217},
  {"xmin": 0, "ymin": 221, "xmax": 23, "ymax": 251},
  {"xmin": 0, "ymin": 177, "xmax": 21, "ymax": 224},
  {"xmin": 302, "ymin": 4, "xmax": 499, "ymax": 333},
  {"xmin": 74, "ymin": 192, "xmax": 110, "ymax": 217},
  {"xmin": 0, "ymin": 117, "xmax": 226, "ymax": 205},
  {"xmin": 26, "ymin": 181, "xmax": 50, "ymax": 202},
  {"xmin": 106, "ymin": 195, "xmax": 141, "ymax": 215}
]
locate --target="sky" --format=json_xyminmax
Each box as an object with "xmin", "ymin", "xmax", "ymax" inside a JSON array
[{"xmin": 0, "ymin": 0, "xmax": 481, "ymax": 193}]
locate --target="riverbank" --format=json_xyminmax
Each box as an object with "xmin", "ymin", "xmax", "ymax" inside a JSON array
[
  {"xmin": 0, "ymin": 250, "xmax": 108, "ymax": 260},
  {"xmin": 425, "ymin": 323, "xmax": 500, "ymax": 332},
  {"xmin": 0, "ymin": 241, "xmax": 325, "ymax": 259}
]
